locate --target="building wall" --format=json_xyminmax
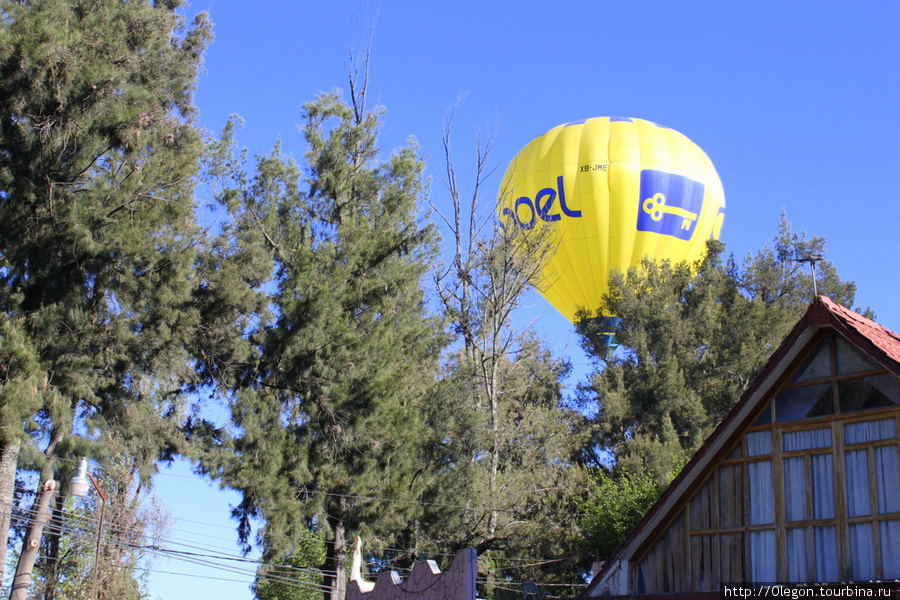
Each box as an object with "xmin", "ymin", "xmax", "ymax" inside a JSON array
[
  {"xmin": 347, "ymin": 549, "xmax": 476, "ymax": 600},
  {"xmin": 632, "ymin": 331, "xmax": 900, "ymax": 593}
]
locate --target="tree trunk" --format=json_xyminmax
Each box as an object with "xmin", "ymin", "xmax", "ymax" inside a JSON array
[
  {"xmin": 0, "ymin": 438, "xmax": 21, "ymax": 585},
  {"xmin": 324, "ymin": 515, "xmax": 347, "ymax": 600},
  {"xmin": 41, "ymin": 493, "xmax": 66, "ymax": 600},
  {"xmin": 10, "ymin": 475, "xmax": 58, "ymax": 600}
]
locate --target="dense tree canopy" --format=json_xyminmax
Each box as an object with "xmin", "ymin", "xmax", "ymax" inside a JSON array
[
  {"xmin": 253, "ymin": 529, "xmax": 327, "ymax": 600},
  {"xmin": 0, "ymin": 0, "xmax": 217, "ymax": 596},
  {"xmin": 577, "ymin": 470, "xmax": 665, "ymax": 562},
  {"xmin": 195, "ymin": 82, "xmax": 446, "ymax": 600}
]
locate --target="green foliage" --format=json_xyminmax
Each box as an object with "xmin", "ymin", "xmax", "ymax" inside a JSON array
[
  {"xmin": 425, "ymin": 130, "xmax": 591, "ymax": 591},
  {"xmin": 578, "ymin": 214, "xmax": 863, "ymax": 482},
  {"xmin": 0, "ymin": 315, "xmax": 43, "ymax": 445},
  {"xmin": 419, "ymin": 334, "xmax": 588, "ymax": 577},
  {"xmin": 28, "ymin": 452, "xmax": 170, "ymax": 600},
  {"xmin": 254, "ymin": 530, "xmax": 327, "ymax": 600},
  {"xmin": 577, "ymin": 470, "xmax": 666, "ymax": 560},
  {"xmin": 0, "ymin": 0, "xmax": 212, "ymax": 467},
  {"xmin": 197, "ymin": 85, "xmax": 444, "ymax": 600},
  {"xmin": 0, "ymin": 0, "xmax": 218, "ymax": 594}
]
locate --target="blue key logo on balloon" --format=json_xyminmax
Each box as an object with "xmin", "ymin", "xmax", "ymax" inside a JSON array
[{"xmin": 637, "ymin": 170, "xmax": 705, "ymax": 240}]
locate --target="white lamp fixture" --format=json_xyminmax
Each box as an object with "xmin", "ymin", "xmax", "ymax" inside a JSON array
[
  {"xmin": 65, "ymin": 457, "xmax": 108, "ymax": 600},
  {"xmin": 69, "ymin": 458, "xmax": 90, "ymax": 497}
]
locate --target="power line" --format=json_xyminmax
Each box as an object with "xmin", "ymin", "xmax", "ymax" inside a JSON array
[
  {"xmin": 3, "ymin": 495, "xmax": 335, "ymax": 591},
  {"xmin": 4, "ymin": 476, "xmax": 581, "ymax": 595},
  {"xmin": 8, "ymin": 498, "xmax": 570, "ymax": 584},
  {"xmin": 6, "ymin": 490, "xmax": 568, "ymax": 566}
]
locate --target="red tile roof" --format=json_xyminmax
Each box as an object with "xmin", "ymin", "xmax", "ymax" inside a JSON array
[{"xmin": 812, "ymin": 296, "xmax": 900, "ymax": 369}]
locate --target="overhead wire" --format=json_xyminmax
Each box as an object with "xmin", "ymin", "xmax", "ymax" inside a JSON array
[
  {"xmin": 5, "ymin": 467, "xmax": 583, "ymax": 594},
  {"xmin": 16, "ymin": 463, "xmax": 577, "ymax": 536},
  {"xmin": 2, "ymin": 493, "xmax": 333, "ymax": 592},
  {"xmin": 6, "ymin": 491, "xmax": 562, "ymax": 573},
  {"xmin": 11, "ymin": 502, "xmax": 573, "ymax": 593}
]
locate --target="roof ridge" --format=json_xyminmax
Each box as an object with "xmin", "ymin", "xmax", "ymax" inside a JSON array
[{"xmin": 812, "ymin": 295, "xmax": 900, "ymax": 366}]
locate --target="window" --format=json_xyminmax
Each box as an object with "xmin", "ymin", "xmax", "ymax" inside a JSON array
[
  {"xmin": 772, "ymin": 332, "xmax": 899, "ymax": 423},
  {"xmin": 635, "ymin": 332, "xmax": 900, "ymax": 591}
]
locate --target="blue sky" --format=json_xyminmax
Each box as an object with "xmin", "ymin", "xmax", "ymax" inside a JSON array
[{"xmin": 145, "ymin": 1, "xmax": 900, "ymax": 598}]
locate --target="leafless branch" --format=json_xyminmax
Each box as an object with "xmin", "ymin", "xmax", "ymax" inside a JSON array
[{"xmin": 348, "ymin": 15, "xmax": 377, "ymax": 126}]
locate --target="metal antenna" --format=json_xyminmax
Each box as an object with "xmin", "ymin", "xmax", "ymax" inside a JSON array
[{"xmin": 797, "ymin": 253, "xmax": 824, "ymax": 297}]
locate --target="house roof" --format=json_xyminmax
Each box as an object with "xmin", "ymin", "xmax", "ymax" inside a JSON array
[
  {"xmin": 811, "ymin": 297, "xmax": 900, "ymax": 367},
  {"xmin": 583, "ymin": 296, "xmax": 900, "ymax": 597}
]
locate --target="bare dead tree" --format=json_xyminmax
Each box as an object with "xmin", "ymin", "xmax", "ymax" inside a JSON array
[{"xmin": 431, "ymin": 109, "xmax": 557, "ymax": 547}]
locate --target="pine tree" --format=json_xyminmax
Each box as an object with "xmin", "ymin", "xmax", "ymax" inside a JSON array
[
  {"xmin": 198, "ymin": 80, "xmax": 444, "ymax": 600},
  {"xmin": 0, "ymin": 1, "xmax": 212, "ymax": 595}
]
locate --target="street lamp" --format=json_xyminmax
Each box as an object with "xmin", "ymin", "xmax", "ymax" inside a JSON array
[{"xmin": 68, "ymin": 458, "xmax": 108, "ymax": 600}]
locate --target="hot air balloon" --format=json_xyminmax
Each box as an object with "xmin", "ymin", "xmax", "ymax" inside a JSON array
[{"xmin": 498, "ymin": 117, "xmax": 725, "ymax": 343}]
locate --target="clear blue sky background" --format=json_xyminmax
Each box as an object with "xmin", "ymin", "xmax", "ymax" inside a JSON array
[{"xmin": 145, "ymin": 1, "xmax": 900, "ymax": 598}]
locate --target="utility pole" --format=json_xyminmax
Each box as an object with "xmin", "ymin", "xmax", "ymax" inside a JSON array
[{"xmin": 69, "ymin": 458, "xmax": 108, "ymax": 600}]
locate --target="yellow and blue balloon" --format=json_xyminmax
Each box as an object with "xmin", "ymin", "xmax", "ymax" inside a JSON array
[{"xmin": 498, "ymin": 116, "xmax": 725, "ymax": 325}]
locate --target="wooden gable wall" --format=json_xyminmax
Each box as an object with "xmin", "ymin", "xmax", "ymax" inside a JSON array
[{"xmin": 632, "ymin": 329, "xmax": 900, "ymax": 593}]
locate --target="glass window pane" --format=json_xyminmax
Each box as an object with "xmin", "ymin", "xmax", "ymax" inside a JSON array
[
  {"xmin": 835, "ymin": 336, "xmax": 881, "ymax": 376},
  {"xmin": 784, "ymin": 457, "xmax": 807, "ymax": 522},
  {"xmin": 845, "ymin": 449, "xmax": 872, "ymax": 517},
  {"xmin": 750, "ymin": 530, "xmax": 776, "ymax": 583},
  {"xmin": 783, "ymin": 427, "xmax": 832, "ymax": 451},
  {"xmin": 869, "ymin": 373, "xmax": 900, "ymax": 401},
  {"xmin": 811, "ymin": 453, "xmax": 835, "ymax": 520},
  {"xmin": 791, "ymin": 338, "xmax": 832, "ymax": 383},
  {"xmin": 814, "ymin": 525, "xmax": 839, "ymax": 582},
  {"xmin": 874, "ymin": 445, "xmax": 900, "ymax": 514},
  {"xmin": 845, "ymin": 418, "xmax": 897, "ymax": 444},
  {"xmin": 747, "ymin": 430, "xmax": 772, "ymax": 456},
  {"xmin": 880, "ymin": 520, "xmax": 900, "ymax": 579},
  {"xmin": 839, "ymin": 375, "xmax": 899, "ymax": 414},
  {"xmin": 848, "ymin": 523, "xmax": 876, "ymax": 581},
  {"xmin": 786, "ymin": 527, "xmax": 808, "ymax": 583},
  {"xmin": 776, "ymin": 384, "xmax": 835, "ymax": 422},
  {"xmin": 753, "ymin": 404, "xmax": 772, "ymax": 427},
  {"xmin": 749, "ymin": 460, "xmax": 774, "ymax": 525}
]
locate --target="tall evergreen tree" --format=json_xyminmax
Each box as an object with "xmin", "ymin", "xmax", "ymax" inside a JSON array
[
  {"xmin": 198, "ymin": 81, "xmax": 444, "ymax": 600},
  {"xmin": 577, "ymin": 215, "xmax": 863, "ymax": 482},
  {"xmin": 0, "ymin": 1, "xmax": 212, "ymax": 596}
]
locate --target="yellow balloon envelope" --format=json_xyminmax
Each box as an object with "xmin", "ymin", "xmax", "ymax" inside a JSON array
[{"xmin": 498, "ymin": 117, "xmax": 725, "ymax": 323}]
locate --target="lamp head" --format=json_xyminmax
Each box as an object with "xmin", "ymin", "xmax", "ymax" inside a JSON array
[{"xmin": 68, "ymin": 458, "xmax": 90, "ymax": 497}]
